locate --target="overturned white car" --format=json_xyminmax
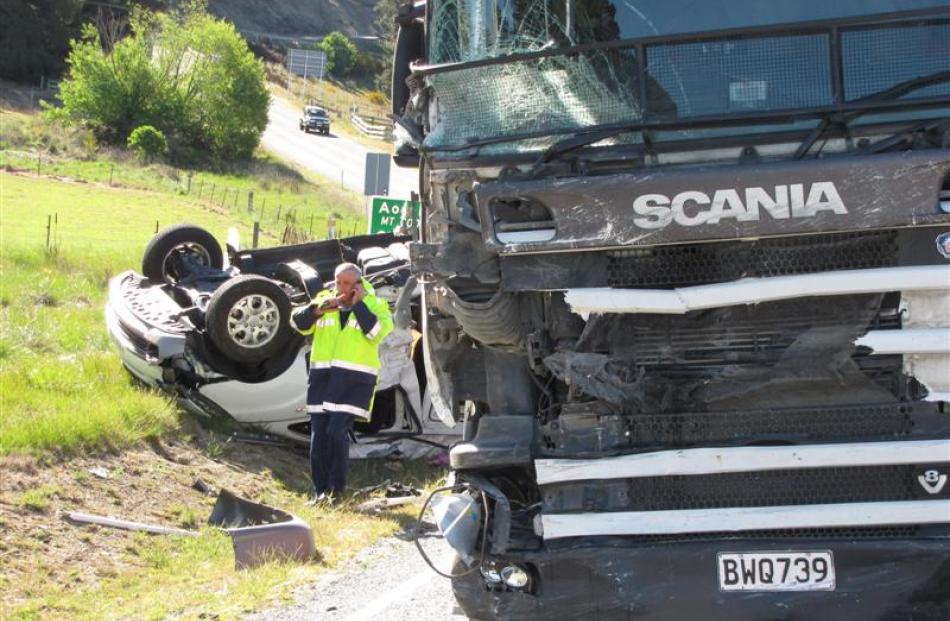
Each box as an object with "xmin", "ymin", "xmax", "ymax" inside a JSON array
[{"xmin": 106, "ymin": 224, "xmax": 457, "ymax": 454}]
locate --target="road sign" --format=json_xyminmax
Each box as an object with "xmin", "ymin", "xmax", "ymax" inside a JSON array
[
  {"xmin": 286, "ymin": 48, "xmax": 326, "ymax": 80},
  {"xmin": 369, "ymin": 197, "xmax": 420, "ymax": 234},
  {"xmin": 363, "ymin": 152, "xmax": 391, "ymax": 196}
]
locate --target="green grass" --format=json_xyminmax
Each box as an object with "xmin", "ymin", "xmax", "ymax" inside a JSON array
[
  {"xmin": 0, "ymin": 109, "xmax": 440, "ymax": 621},
  {"xmin": 17, "ymin": 484, "xmax": 62, "ymax": 511},
  {"xmin": 0, "ymin": 170, "xmax": 278, "ymax": 455},
  {"xmin": 1, "ymin": 109, "xmax": 369, "ymax": 242},
  {"xmin": 0, "ymin": 170, "xmax": 358, "ymax": 456}
]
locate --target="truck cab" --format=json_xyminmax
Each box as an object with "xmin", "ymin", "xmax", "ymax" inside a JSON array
[{"xmin": 392, "ymin": 2, "xmax": 950, "ymax": 618}]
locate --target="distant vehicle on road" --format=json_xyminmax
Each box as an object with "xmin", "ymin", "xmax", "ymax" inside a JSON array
[{"xmin": 299, "ymin": 106, "xmax": 330, "ymax": 135}]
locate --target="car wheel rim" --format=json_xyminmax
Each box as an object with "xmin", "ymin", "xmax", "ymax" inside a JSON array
[
  {"xmin": 163, "ymin": 243, "xmax": 212, "ymax": 281},
  {"xmin": 226, "ymin": 294, "xmax": 280, "ymax": 348}
]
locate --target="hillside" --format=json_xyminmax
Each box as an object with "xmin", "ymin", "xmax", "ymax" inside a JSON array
[{"xmin": 209, "ymin": 0, "xmax": 379, "ymax": 37}]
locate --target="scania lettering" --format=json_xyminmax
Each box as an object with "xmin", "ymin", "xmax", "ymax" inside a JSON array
[
  {"xmin": 631, "ymin": 182, "xmax": 848, "ymax": 229},
  {"xmin": 391, "ymin": 1, "xmax": 950, "ymax": 619}
]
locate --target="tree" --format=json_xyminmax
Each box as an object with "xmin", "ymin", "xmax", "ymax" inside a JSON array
[
  {"xmin": 155, "ymin": 11, "xmax": 269, "ymax": 159},
  {"xmin": 55, "ymin": 6, "xmax": 269, "ymax": 161},
  {"xmin": 320, "ymin": 31, "xmax": 357, "ymax": 77},
  {"xmin": 0, "ymin": 0, "xmax": 84, "ymax": 82},
  {"xmin": 56, "ymin": 23, "xmax": 178, "ymax": 144}
]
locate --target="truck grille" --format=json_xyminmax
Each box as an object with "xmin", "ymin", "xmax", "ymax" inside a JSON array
[
  {"xmin": 542, "ymin": 464, "xmax": 946, "ymax": 514},
  {"xmin": 546, "ymin": 525, "xmax": 929, "ymax": 545},
  {"xmin": 541, "ymin": 402, "xmax": 949, "ymax": 455},
  {"xmin": 606, "ymin": 230, "xmax": 898, "ymax": 288}
]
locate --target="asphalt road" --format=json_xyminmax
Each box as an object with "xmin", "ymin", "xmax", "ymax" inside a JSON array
[
  {"xmin": 262, "ymin": 97, "xmax": 418, "ymax": 200},
  {"xmin": 246, "ymin": 529, "xmax": 468, "ymax": 621}
]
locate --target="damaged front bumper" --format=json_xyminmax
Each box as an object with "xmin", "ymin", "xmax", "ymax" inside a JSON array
[
  {"xmin": 452, "ymin": 536, "xmax": 950, "ymax": 621},
  {"xmin": 435, "ymin": 411, "xmax": 950, "ymax": 620},
  {"xmin": 105, "ymin": 271, "xmax": 188, "ymax": 386}
]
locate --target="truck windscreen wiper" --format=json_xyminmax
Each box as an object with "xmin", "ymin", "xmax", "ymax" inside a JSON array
[
  {"xmin": 795, "ymin": 69, "xmax": 950, "ymax": 158},
  {"xmin": 530, "ymin": 70, "xmax": 950, "ymax": 169}
]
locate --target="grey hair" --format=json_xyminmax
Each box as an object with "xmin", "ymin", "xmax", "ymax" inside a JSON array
[{"xmin": 334, "ymin": 262, "xmax": 362, "ymax": 279}]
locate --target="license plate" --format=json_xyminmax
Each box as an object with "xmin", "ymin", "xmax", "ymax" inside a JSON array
[{"xmin": 717, "ymin": 551, "xmax": 836, "ymax": 592}]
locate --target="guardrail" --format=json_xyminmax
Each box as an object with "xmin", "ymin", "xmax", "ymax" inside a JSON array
[{"xmin": 350, "ymin": 109, "xmax": 393, "ymax": 141}]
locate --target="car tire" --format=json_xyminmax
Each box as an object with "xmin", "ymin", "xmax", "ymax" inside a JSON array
[
  {"xmin": 205, "ymin": 275, "xmax": 293, "ymax": 363},
  {"xmin": 142, "ymin": 224, "xmax": 223, "ymax": 284}
]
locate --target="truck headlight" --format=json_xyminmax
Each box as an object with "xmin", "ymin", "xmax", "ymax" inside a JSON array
[{"xmin": 500, "ymin": 564, "xmax": 530, "ymax": 589}]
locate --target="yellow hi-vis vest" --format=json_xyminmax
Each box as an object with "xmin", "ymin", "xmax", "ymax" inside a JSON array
[{"xmin": 290, "ymin": 279, "xmax": 393, "ymax": 419}]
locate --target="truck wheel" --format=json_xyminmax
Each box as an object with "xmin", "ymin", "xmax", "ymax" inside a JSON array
[
  {"xmin": 142, "ymin": 224, "xmax": 223, "ymax": 284},
  {"xmin": 206, "ymin": 275, "xmax": 292, "ymax": 363}
]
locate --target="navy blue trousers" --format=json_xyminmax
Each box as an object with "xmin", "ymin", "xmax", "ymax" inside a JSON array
[{"xmin": 310, "ymin": 411, "xmax": 355, "ymax": 495}]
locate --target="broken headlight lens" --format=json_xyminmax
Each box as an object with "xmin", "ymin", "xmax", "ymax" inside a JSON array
[{"xmin": 500, "ymin": 564, "xmax": 531, "ymax": 589}]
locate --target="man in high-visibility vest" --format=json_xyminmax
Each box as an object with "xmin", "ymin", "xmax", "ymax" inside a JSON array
[{"xmin": 291, "ymin": 263, "xmax": 393, "ymax": 502}]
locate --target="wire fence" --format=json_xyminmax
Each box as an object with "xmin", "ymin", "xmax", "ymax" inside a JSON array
[
  {"xmin": 15, "ymin": 207, "xmax": 367, "ymax": 256},
  {"xmin": 3, "ymin": 151, "xmax": 367, "ymax": 253}
]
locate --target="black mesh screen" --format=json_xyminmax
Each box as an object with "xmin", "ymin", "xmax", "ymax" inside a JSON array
[
  {"xmin": 626, "ymin": 403, "xmax": 919, "ymax": 448},
  {"xmin": 606, "ymin": 230, "xmax": 899, "ymax": 288},
  {"xmin": 565, "ymin": 525, "xmax": 929, "ymax": 545},
  {"xmin": 542, "ymin": 464, "xmax": 946, "ymax": 513},
  {"xmin": 648, "ymin": 35, "xmax": 832, "ymax": 116},
  {"xmin": 843, "ymin": 22, "xmax": 950, "ymax": 101}
]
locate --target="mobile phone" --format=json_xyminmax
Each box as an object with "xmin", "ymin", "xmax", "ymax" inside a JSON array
[{"xmin": 318, "ymin": 298, "xmax": 338, "ymax": 310}]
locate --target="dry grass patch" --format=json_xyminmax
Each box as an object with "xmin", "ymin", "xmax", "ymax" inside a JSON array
[{"xmin": 0, "ymin": 432, "xmax": 444, "ymax": 621}]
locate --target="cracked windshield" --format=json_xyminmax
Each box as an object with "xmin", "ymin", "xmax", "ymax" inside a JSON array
[{"xmin": 424, "ymin": 0, "xmax": 950, "ymax": 154}]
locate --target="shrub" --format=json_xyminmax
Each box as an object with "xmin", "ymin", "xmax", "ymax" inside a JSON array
[
  {"xmin": 54, "ymin": 8, "xmax": 268, "ymax": 162},
  {"xmin": 127, "ymin": 125, "xmax": 167, "ymax": 161},
  {"xmin": 320, "ymin": 32, "xmax": 357, "ymax": 77},
  {"xmin": 56, "ymin": 23, "xmax": 177, "ymax": 145},
  {"xmin": 366, "ymin": 90, "xmax": 388, "ymax": 107}
]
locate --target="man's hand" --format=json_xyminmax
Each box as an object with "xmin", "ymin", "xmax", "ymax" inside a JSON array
[
  {"xmin": 351, "ymin": 283, "xmax": 366, "ymax": 306},
  {"xmin": 314, "ymin": 297, "xmax": 339, "ymax": 316}
]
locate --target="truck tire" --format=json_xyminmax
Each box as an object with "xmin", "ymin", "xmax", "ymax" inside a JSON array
[
  {"xmin": 142, "ymin": 224, "xmax": 223, "ymax": 283},
  {"xmin": 205, "ymin": 275, "xmax": 292, "ymax": 363}
]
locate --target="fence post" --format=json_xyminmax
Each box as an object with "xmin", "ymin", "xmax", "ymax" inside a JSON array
[
  {"xmin": 209, "ymin": 184, "xmax": 216, "ymax": 202},
  {"xmin": 109, "ymin": 164, "xmax": 114, "ymax": 186},
  {"xmin": 309, "ymin": 213, "xmax": 314, "ymax": 236},
  {"xmin": 197, "ymin": 179, "xmax": 204, "ymax": 199},
  {"xmin": 275, "ymin": 205, "xmax": 282, "ymax": 223},
  {"xmin": 155, "ymin": 221, "xmax": 160, "ymax": 233},
  {"xmin": 259, "ymin": 197, "xmax": 266, "ymax": 222},
  {"xmin": 234, "ymin": 191, "xmax": 239, "ymax": 209},
  {"xmin": 45, "ymin": 215, "xmax": 51, "ymax": 251},
  {"xmin": 252, "ymin": 221, "xmax": 260, "ymax": 249},
  {"xmin": 247, "ymin": 191, "xmax": 254, "ymax": 215},
  {"xmin": 36, "ymin": 153, "xmax": 41, "ymax": 176},
  {"xmin": 186, "ymin": 172, "xmax": 193, "ymax": 193}
]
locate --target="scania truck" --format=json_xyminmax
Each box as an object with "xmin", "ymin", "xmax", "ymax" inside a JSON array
[{"xmin": 391, "ymin": 2, "xmax": 950, "ymax": 618}]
